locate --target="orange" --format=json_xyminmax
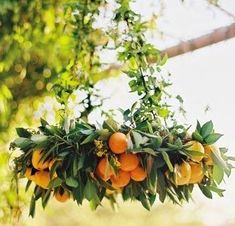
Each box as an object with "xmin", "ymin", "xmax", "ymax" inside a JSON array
[
  {"xmin": 108, "ymin": 132, "xmax": 128, "ymax": 154},
  {"xmin": 34, "ymin": 171, "xmax": 51, "ymax": 189},
  {"xmin": 189, "ymin": 162, "xmax": 204, "ymax": 184},
  {"xmin": 106, "ymin": 189, "xmax": 115, "ymax": 195},
  {"xmin": 95, "ymin": 168, "xmax": 110, "ymax": 181},
  {"xmin": 32, "ymin": 149, "xmax": 50, "ymax": 170},
  {"xmin": 173, "ymin": 161, "xmax": 191, "ymax": 186},
  {"xmin": 96, "ymin": 158, "xmax": 113, "ymax": 181},
  {"xmin": 110, "ymin": 170, "xmax": 130, "ymax": 188},
  {"xmin": 203, "ymin": 144, "xmax": 219, "ymax": 165},
  {"xmin": 24, "ymin": 167, "xmax": 33, "ymax": 180},
  {"xmin": 185, "ymin": 141, "xmax": 204, "ymax": 162},
  {"xmin": 48, "ymin": 159, "xmax": 55, "ymax": 170},
  {"xmin": 48, "ymin": 159, "xmax": 62, "ymax": 170},
  {"xmin": 54, "ymin": 189, "xmax": 70, "ymax": 203},
  {"xmin": 130, "ymin": 166, "xmax": 147, "ymax": 182},
  {"xmin": 106, "ymin": 188, "xmax": 122, "ymax": 195},
  {"xmin": 119, "ymin": 153, "xmax": 139, "ymax": 172}
]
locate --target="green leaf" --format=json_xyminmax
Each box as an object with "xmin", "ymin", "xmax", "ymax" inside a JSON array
[
  {"xmin": 31, "ymin": 134, "xmax": 48, "ymax": 146},
  {"xmin": 139, "ymin": 194, "xmax": 150, "ymax": 210},
  {"xmin": 149, "ymin": 160, "xmax": 158, "ymax": 187},
  {"xmin": 81, "ymin": 132, "xmax": 98, "ymax": 145},
  {"xmin": 84, "ymin": 179, "xmax": 99, "ymax": 202},
  {"xmin": 148, "ymin": 194, "xmax": 156, "ymax": 206},
  {"xmin": 227, "ymin": 156, "xmax": 235, "ymax": 161},
  {"xmin": 212, "ymin": 164, "xmax": 224, "ymax": 184},
  {"xmin": 196, "ymin": 121, "xmax": 201, "ymax": 131},
  {"xmin": 25, "ymin": 180, "xmax": 32, "ymax": 192},
  {"xmin": 204, "ymin": 133, "xmax": 223, "ymax": 144},
  {"xmin": 158, "ymin": 108, "xmax": 170, "ymax": 118},
  {"xmin": 42, "ymin": 189, "xmax": 52, "ymax": 209},
  {"xmin": 142, "ymin": 148, "xmax": 156, "ymax": 156},
  {"xmin": 157, "ymin": 148, "xmax": 172, "ymax": 152},
  {"xmin": 208, "ymin": 186, "xmax": 225, "ymax": 197},
  {"xmin": 40, "ymin": 145, "xmax": 57, "ymax": 163},
  {"xmin": 29, "ymin": 196, "xmax": 36, "ymax": 217},
  {"xmin": 40, "ymin": 118, "xmax": 49, "ymax": 127},
  {"xmin": 159, "ymin": 53, "xmax": 168, "ymax": 66},
  {"xmin": 167, "ymin": 143, "xmax": 179, "ymax": 150},
  {"xmin": 151, "ymin": 136, "xmax": 162, "ymax": 148},
  {"xmin": 89, "ymin": 199, "xmax": 99, "ymax": 210},
  {"xmin": 192, "ymin": 131, "xmax": 203, "ymax": 143},
  {"xmin": 135, "ymin": 130, "xmax": 159, "ymax": 139},
  {"xmin": 13, "ymin": 137, "xmax": 34, "ymax": 149},
  {"xmin": 198, "ymin": 185, "xmax": 212, "ymax": 199},
  {"xmin": 183, "ymin": 150, "xmax": 205, "ymax": 157},
  {"xmin": 73, "ymin": 174, "xmax": 84, "ymax": 204},
  {"xmin": 211, "ymin": 151, "xmax": 227, "ymax": 169},
  {"xmin": 200, "ymin": 121, "xmax": 213, "ymax": 138},
  {"xmin": 131, "ymin": 131, "xmax": 143, "ymax": 148},
  {"xmin": 157, "ymin": 171, "xmax": 166, "ymax": 202},
  {"xmin": 175, "ymin": 138, "xmax": 183, "ymax": 147},
  {"xmin": 48, "ymin": 177, "xmax": 62, "ymax": 189},
  {"xmin": 103, "ymin": 118, "xmax": 119, "ymax": 132},
  {"xmin": 77, "ymin": 154, "xmax": 85, "ymax": 171},
  {"xmin": 16, "ymin": 128, "xmax": 31, "ymax": 138},
  {"xmin": 161, "ymin": 151, "xmax": 173, "ymax": 172},
  {"xmin": 66, "ymin": 177, "xmax": 79, "ymax": 188},
  {"xmin": 147, "ymin": 121, "xmax": 153, "ymax": 133},
  {"xmin": 176, "ymin": 95, "xmax": 184, "ymax": 104},
  {"xmin": 97, "ymin": 129, "xmax": 111, "ymax": 140}
]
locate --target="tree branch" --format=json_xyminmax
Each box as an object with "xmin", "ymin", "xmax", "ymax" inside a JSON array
[{"xmin": 161, "ymin": 23, "xmax": 235, "ymax": 58}]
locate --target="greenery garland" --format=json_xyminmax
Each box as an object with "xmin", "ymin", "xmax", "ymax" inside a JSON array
[{"xmin": 10, "ymin": 0, "xmax": 233, "ymax": 217}]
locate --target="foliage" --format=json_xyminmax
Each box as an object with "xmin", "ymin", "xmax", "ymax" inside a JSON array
[
  {"xmin": 10, "ymin": 117, "xmax": 233, "ymax": 216},
  {"xmin": 8, "ymin": 0, "xmax": 234, "ymax": 218}
]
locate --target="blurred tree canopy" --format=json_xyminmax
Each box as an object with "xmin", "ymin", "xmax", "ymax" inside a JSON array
[{"xmin": 0, "ymin": 0, "xmax": 76, "ymax": 134}]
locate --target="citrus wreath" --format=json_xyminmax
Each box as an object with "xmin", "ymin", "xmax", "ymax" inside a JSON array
[{"xmin": 10, "ymin": 0, "xmax": 233, "ymax": 217}]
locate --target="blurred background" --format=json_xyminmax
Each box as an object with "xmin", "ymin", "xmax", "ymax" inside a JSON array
[{"xmin": 0, "ymin": 0, "xmax": 235, "ymax": 225}]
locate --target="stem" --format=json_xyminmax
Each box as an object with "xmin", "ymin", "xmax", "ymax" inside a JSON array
[{"xmin": 139, "ymin": 67, "xmax": 148, "ymax": 93}]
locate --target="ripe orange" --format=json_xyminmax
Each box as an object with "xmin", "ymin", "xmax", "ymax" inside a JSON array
[
  {"xmin": 119, "ymin": 153, "xmax": 139, "ymax": 172},
  {"xmin": 203, "ymin": 145, "xmax": 218, "ymax": 165},
  {"xmin": 108, "ymin": 132, "xmax": 128, "ymax": 154},
  {"xmin": 110, "ymin": 170, "xmax": 130, "ymax": 188},
  {"xmin": 189, "ymin": 162, "xmax": 204, "ymax": 184},
  {"xmin": 96, "ymin": 158, "xmax": 113, "ymax": 181},
  {"xmin": 106, "ymin": 188, "xmax": 122, "ymax": 195},
  {"xmin": 185, "ymin": 141, "xmax": 205, "ymax": 162},
  {"xmin": 95, "ymin": 168, "xmax": 110, "ymax": 181},
  {"xmin": 34, "ymin": 171, "xmax": 51, "ymax": 189},
  {"xmin": 48, "ymin": 159, "xmax": 55, "ymax": 170},
  {"xmin": 54, "ymin": 189, "xmax": 70, "ymax": 203},
  {"xmin": 173, "ymin": 161, "xmax": 191, "ymax": 186},
  {"xmin": 32, "ymin": 149, "xmax": 50, "ymax": 170},
  {"xmin": 24, "ymin": 167, "xmax": 35, "ymax": 181},
  {"xmin": 130, "ymin": 166, "xmax": 147, "ymax": 182}
]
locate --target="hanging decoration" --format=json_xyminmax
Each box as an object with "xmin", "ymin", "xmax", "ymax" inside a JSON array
[{"xmin": 10, "ymin": 0, "xmax": 233, "ymax": 217}]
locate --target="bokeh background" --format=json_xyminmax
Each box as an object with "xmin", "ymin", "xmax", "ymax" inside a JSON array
[{"xmin": 0, "ymin": 0, "xmax": 235, "ymax": 225}]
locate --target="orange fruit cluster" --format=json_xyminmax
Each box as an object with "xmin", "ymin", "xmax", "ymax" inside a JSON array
[
  {"xmin": 96, "ymin": 132, "xmax": 147, "ymax": 189},
  {"xmin": 169, "ymin": 141, "xmax": 218, "ymax": 186},
  {"xmin": 24, "ymin": 149, "xmax": 70, "ymax": 203}
]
